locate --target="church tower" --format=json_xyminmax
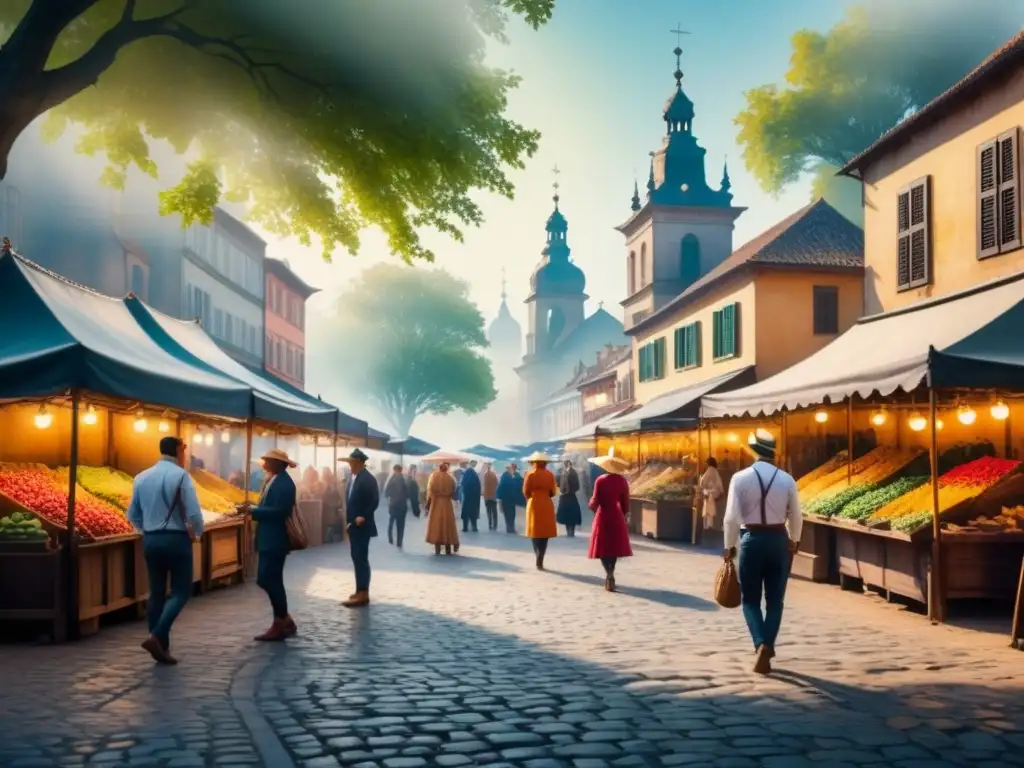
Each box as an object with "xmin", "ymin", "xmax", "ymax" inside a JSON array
[
  {"xmin": 487, "ymin": 269, "xmax": 523, "ymax": 393},
  {"xmin": 617, "ymin": 33, "xmax": 746, "ymax": 331}
]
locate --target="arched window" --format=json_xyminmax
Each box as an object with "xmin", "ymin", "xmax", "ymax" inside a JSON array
[
  {"xmin": 640, "ymin": 243, "xmax": 647, "ymax": 286},
  {"xmin": 680, "ymin": 234, "xmax": 701, "ymax": 286},
  {"xmin": 627, "ymin": 251, "xmax": 636, "ymax": 294}
]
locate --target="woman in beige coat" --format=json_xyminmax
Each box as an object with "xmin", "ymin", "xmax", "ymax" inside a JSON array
[
  {"xmin": 426, "ymin": 462, "xmax": 460, "ymax": 555},
  {"xmin": 699, "ymin": 457, "xmax": 725, "ymax": 531}
]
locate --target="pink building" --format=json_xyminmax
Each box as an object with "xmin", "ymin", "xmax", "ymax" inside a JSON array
[{"xmin": 264, "ymin": 257, "xmax": 318, "ymax": 388}]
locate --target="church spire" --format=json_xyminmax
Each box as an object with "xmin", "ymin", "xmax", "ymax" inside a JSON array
[
  {"xmin": 646, "ymin": 154, "xmax": 655, "ymax": 197},
  {"xmin": 720, "ymin": 157, "xmax": 731, "ymax": 194},
  {"xmin": 501, "ymin": 267, "xmax": 508, "ymax": 302},
  {"xmin": 631, "ymin": 178, "xmax": 641, "ymax": 212}
]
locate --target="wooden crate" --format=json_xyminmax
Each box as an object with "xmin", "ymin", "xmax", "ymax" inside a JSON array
[
  {"xmin": 0, "ymin": 548, "xmax": 62, "ymax": 619},
  {"xmin": 628, "ymin": 498, "xmax": 644, "ymax": 534},
  {"xmin": 790, "ymin": 517, "xmax": 836, "ymax": 583},
  {"xmin": 204, "ymin": 518, "xmax": 245, "ymax": 588},
  {"xmin": 77, "ymin": 535, "xmax": 141, "ymax": 632},
  {"xmin": 941, "ymin": 532, "xmax": 1024, "ymax": 600},
  {"xmin": 640, "ymin": 500, "xmax": 692, "ymax": 542}
]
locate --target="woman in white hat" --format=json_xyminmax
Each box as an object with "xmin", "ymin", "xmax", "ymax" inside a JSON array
[
  {"xmin": 523, "ymin": 451, "xmax": 557, "ymax": 569},
  {"xmin": 587, "ymin": 449, "xmax": 633, "ymax": 591}
]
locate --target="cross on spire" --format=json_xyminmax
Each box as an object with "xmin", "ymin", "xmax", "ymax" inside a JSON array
[
  {"xmin": 670, "ymin": 24, "xmax": 690, "ymax": 87},
  {"xmin": 551, "ymin": 164, "xmax": 561, "ymax": 208},
  {"xmin": 670, "ymin": 23, "xmax": 690, "ymax": 47},
  {"xmin": 501, "ymin": 267, "xmax": 507, "ymax": 301}
]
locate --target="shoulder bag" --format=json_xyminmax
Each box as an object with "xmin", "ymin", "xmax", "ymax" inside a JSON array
[{"xmin": 285, "ymin": 501, "xmax": 308, "ymax": 551}]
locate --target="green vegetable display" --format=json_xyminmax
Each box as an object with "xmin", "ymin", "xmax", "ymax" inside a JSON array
[
  {"xmin": 891, "ymin": 510, "xmax": 934, "ymax": 534},
  {"xmin": 0, "ymin": 510, "xmax": 49, "ymax": 541},
  {"xmin": 805, "ymin": 483, "xmax": 876, "ymax": 518},
  {"xmin": 837, "ymin": 476, "xmax": 928, "ymax": 521}
]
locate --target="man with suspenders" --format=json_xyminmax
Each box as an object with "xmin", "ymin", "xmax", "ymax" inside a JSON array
[{"xmin": 722, "ymin": 429, "xmax": 803, "ymax": 675}]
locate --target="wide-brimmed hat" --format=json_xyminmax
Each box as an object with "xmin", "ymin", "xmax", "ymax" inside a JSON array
[
  {"xmin": 745, "ymin": 428, "xmax": 776, "ymax": 460},
  {"xmin": 525, "ymin": 451, "xmax": 554, "ymax": 463},
  {"xmin": 589, "ymin": 448, "xmax": 630, "ymax": 475},
  {"xmin": 339, "ymin": 448, "xmax": 369, "ymax": 463},
  {"xmin": 261, "ymin": 448, "xmax": 297, "ymax": 468}
]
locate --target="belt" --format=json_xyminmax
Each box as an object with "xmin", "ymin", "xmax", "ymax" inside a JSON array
[
  {"xmin": 742, "ymin": 523, "xmax": 787, "ymax": 531},
  {"xmin": 144, "ymin": 528, "xmax": 190, "ymax": 536}
]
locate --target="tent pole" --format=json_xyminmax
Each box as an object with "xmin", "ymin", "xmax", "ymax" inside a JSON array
[
  {"xmin": 694, "ymin": 419, "xmax": 703, "ymax": 546},
  {"xmin": 781, "ymin": 411, "xmax": 789, "ymax": 474},
  {"xmin": 847, "ymin": 398, "xmax": 854, "ymax": 486},
  {"xmin": 66, "ymin": 391, "xmax": 81, "ymax": 640},
  {"xmin": 314, "ymin": 440, "xmax": 319, "ymax": 469},
  {"xmin": 928, "ymin": 387, "xmax": 945, "ymax": 624}
]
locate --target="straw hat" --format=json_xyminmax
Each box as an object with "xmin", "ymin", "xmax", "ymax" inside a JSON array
[
  {"xmin": 261, "ymin": 448, "xmax": 297, "ymax": 468},
  {"xmin": 589, "ymin": 447, "xmax": 630, "ymax": 475},
  {"xmin": 745, "ymin": 428, "xmax": 776, "ymax": 461},
  {"xmin": 524, "ymin": 451, "xmax": 554, "ymax": 463}
]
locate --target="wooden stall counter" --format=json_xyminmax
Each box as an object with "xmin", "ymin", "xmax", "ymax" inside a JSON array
[
  {"xmin": 204, "ymin": 516, "xmax": 246, "ymax": 589},
  {"xmin": 639, "ymin": 499, "xmax": 692, "ymax": 542}
]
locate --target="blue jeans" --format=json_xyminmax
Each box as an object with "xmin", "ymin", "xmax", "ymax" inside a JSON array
[
  {"xmin": 256, "ymin": 551, "xmax": 289, "ymax": 618},
  {"xmin": 143, "ymin": 532, "xmax": 193, "ymax": 648},
  {"xmin": 350, "ymin": 529, "xmax": 371, "ymax": 591},
  {"xmin": 738, "ymin": 529, "xmax": 791, "ymax": 650}
]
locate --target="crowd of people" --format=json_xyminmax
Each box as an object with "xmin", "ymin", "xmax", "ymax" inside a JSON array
[{"xmin": 127, "ymin": 431, "xmax": 802, "ymax": 677}]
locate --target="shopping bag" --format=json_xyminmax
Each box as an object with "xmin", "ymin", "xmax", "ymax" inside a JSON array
[
  {"xmin": 285, "ymin": 505, "xmax": 309, "ymax": 551},
  {"xmin": 714, "ymin": 559, "xmax": 741, "ymax": 608}
]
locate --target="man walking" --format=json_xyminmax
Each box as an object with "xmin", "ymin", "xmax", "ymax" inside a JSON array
[
  {"xmin": 341, "ymin": 448, "xmax": 379, "ymax": 607},
  {"xmin": 385, "ymin": 464, "xmax": 410, "ymax": 548},
  {"xmin": 128, "ymin": 436, "xmax": 204, "ymax": 665},
  {"xmin": 407, "ymin": 464, "xmax": 421, "ymax": 519},
  {"xmin": 722, "ymin": 429, "xmax": 802, "ymax": 675},
  {"xmin": 496, "ymin": 463, "xmax": 524, "ymax": 534},
  {"xmin": 482, "ymin": 462, "xmax": 499, "ymax": 531},
  {"xmin": 460, "ymin": 460, "xmax": 482, "ymax": 533}
]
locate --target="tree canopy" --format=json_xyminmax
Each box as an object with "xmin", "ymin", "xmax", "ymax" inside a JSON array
[
  {"xmin": 735, "ymin": 1, "xmax": 1022, "ymax": 213},
  {"xmin": 312, "ymin": 264, "xmax": 496, "ymax": 439},
  {"xmin": 0, "ymin": 0, "xmax": 555, "ymax": 261}
]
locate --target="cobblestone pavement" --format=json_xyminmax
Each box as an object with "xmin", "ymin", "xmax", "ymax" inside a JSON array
[{"xmin": 2, "ymin": 514, "xmax": 1024, "ymax": 767}]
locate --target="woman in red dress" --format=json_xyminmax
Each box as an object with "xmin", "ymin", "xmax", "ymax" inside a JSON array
[{"xmin": 587, "ymin": 450, "xmax": 633, "ymax": 591}]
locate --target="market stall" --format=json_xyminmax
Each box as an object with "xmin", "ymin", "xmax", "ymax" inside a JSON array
[{"xmin": 702, "ymin": 273, "xmax": 1024, "ymax": 624}]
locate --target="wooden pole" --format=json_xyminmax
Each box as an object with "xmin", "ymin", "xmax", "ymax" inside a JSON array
[
  {"xmin": 694, "ymin": 420, "xmax": 703, "ymax": 545},
  {"xmin": 243, "ymin": 421, "xmax": 253, "ymax": 494},
  {"xmin": 928, "ymin": 387, "xmax": 944, "ymax": 623},
  {"xmin": 781, "ymin": 410, "xmax": 790, "ymax": 474},
  {"xmin": 66, "ymin": 392, "xmax": 81, "ymax": 639},
  {"xmin": 847, "ymin": 398, "xmax": 854, "ymax": 486}
]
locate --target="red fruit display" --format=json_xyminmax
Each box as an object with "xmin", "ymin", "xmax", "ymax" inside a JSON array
[
  {"xmin": 0, "ymin": 467, "xmax": 134, "ymax": 540},
  {"xmin": 939, "ymin": 457, "xmax": 1021, "ymax": 488}
]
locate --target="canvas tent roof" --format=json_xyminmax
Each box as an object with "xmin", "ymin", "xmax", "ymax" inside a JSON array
[
  {"xmin": 0, "ymin": 253, "xmax": 252, "ymax": 417},
  {"xmin": 383, "ymin": 436, "xmax": 440, "ymax": 456},
  {"xmin": 603, "ymin": 366, "xmax": 756, "ymax": 432},
  {"xmin": 125, "ymin": 296, "xmax": 342, "ymax": 432},
  {"xmin": 556, "ymin": 405, "xmax": 638, "ymax": 442},
  {"xmin": 702, "ymin": 274, "xmax": 1024, "ymax": 418}
]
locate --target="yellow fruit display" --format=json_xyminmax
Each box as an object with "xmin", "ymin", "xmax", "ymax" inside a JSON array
[
  {"xmin": 869, "ymin": 483, "xmax": 979, "ymax": 521},
  {"xmin": 799, "ymin": 447, "xmax": 923, "ymax": 504},
  {"xmin": 191, "ymin": 482, "xmax": 237, "ymax": 514},
  {"xmin": 796, "ymin": 451, "xmax": 849, "ymax": 491},
  {"xmin": 70, "ymin": 466, "xmax": 135, "ymax": 511},
  {"xmin": 192, "ymin": 468, "xmax": 257, "ymax": 504}
]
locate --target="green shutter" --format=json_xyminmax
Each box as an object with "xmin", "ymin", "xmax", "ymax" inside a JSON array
[
  {"xmin": 656, "ymin": 338, "xmax": 666, "ymax": 378},
  {"xmin": 673, "ymin": 327, "xmax": 684, "ymax": 369},
  {"xmin": 723, "ymin": 305, "xmax": 734, "ymax": 357},
  {"xmin": 639, "ymin": 345, "xmax": 647, "ymax": 382},
  {"xmin": 712, "ymin": 310, "xmax": 721, "ymax": 359},
  {"xmin": 682, "ymin": 322, "xmax": 700, "ymax": 367}
]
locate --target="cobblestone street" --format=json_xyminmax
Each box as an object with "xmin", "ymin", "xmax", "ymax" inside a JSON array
[{"xmin": 2, "ymin": 515, "xmax": 1024, "ymax": 767}]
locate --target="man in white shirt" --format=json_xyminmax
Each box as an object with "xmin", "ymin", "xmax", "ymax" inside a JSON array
[{"xmin": 722, "ymin": 429, "xmax": 803, "ymax": 675}]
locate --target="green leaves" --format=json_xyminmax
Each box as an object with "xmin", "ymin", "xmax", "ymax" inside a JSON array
[
  {"xmin": 0, "ymin": 0, "xmax": 555, "ymax": 261},
  {"xmin": 313, "ymin": 264, "xmax": 497, "ymax": 437}
]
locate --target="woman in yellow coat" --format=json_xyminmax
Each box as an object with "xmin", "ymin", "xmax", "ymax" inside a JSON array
[
  {"xmin": 426, "ymin": 462, "xmax": 460, "ymax": 555},
  {"xmin": 523, "ymin": 451, "xmax": 558, "ymax": 570}
]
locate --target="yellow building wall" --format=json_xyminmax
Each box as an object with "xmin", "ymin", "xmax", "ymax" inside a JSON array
[
  {"xmin": 632, "ymin": 278, "xmax": 757, "ymax": 402},
  {"xmin": 861, "ymin": 67, "xmax": 1024, "ymax": 314},
  {"xmin": 752, "ymin": 271, "xmax": 864, "ymax": 379}
]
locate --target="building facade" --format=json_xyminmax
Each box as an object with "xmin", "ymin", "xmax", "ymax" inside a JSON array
[
  {"xmin": 578, "ymin": 345, "xmax": 634, "ymax": 425},
  {"xmin": 840, "ymin": 31, "xmax": 1024, "ymax": 315},
  {"xmin": 618, "ymin": 46, "xmax": 745, "ymax": 331},
  {"xmin": 264, "ymin": 257, "xmax": 318, "ymax": 388}
]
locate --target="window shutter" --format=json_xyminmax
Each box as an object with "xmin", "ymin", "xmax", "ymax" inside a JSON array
[
  {"xmin": 674, "ymin": 327, "xmax": 684, "ymax": 369},
  {"xmin": 908, "ymin": 179, "xmax": 929, "ymax": 287},
  {"xmin": 979, "ymin": 140, "xmax": 1000, "ymax": 258},
  {"xmin": 712, "ymin": 310, "xmax": 721, "ymax": 359},
  {"xmin": 998, "ymin": 128, "xmax": 1021, "ymax": 253},
  {"xmin": 692, "ymin": 321, "xmax": 702, "ymax": 366},
  {"xmin": 654, "ymin": 338, "xmax": 666, "ymax": 378},
  {"xmin": 897, "ymin": 189, "xmax": 912, "ymax": 288}
]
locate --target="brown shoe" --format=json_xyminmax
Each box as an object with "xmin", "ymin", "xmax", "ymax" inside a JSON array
[
  {"xmin": 141, "ymin": 635, "xmax": 176, "ymax": 665},
  {"xmin": 282, "ymin": 615, "xmax": 297, "ymax": 637},
  {"xmin": 254, "ymin": 619, "xmax": 287, "ymax": 642},
  {"xmin": 754, "ymin": 644, "xmax": 773, "ymax": 675},
  {"xmin": 342, "ymin": 591, "xmax": 370, "ymax": 608}
]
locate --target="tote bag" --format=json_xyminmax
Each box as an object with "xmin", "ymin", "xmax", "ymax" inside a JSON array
[
  {"xmin": 714, "ymin": 559, "xmax": 741, "ymax": 608},
  {"xmin": 285, "ymin": 505, "xmax": 309, "ymax": 551}
]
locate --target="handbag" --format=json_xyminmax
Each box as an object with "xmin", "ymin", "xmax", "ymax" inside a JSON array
[
  {"xmin": 714, "ymin": 558, "xmax": 741, "ymax": 609},
  {"xmin": 285, "ymin": 504, "xmax": 308, "ymax": 551}
]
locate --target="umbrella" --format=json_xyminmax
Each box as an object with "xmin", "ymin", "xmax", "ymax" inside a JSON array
[{"xmin": 419, "ymin": 449, "xmax": 474, "ymax": 464}]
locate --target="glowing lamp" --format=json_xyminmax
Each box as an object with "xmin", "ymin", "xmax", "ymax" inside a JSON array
[
  {"xmin": 814, "ymin": 410, "xmax": 828, "ymax": 424},
  {"xmin": 908, "ymin": 412, "xmax": 927, "ymax": 432},
  {"xmin": 82, "ymin": 404, "xmax": 98, "ymax": 426},
  {"xmin": 727, "ymin": 433, "xmax": 738, "ymax": 443},
  {"xmin": 158, "ymin": 420, "xmax": 170, "ymax": 433},
  {"xmin": 34, "ymin": 405, "xmax": 53, "ymax": 430},
  {"xmin": 991, "ymin": 401, "xmax": 1010, "ymax": 421},
  {"xmin": 956, "ymin": 404, "xmax": 977, "ymax": 426},
  {"xmin": 204, "ymin": 432, "xmax": 214, "ymax": 446},
  {"xmin": 192, "ymin": 432, "xmax": 204, "ymax": 445},
  {"xmin": 870, "ymin": 409, "xmax": 887, "ymax": 427},
  {"xmin": 133, "ymin": 411, "xmax": 148, "ymax": 433},
  {"xmin": 935, "ymin": 418, "xmax": 944, "ymax": 431},
  {"xmin": 221, "ymin": 430, "xmax": 231, "ymax": 443}
]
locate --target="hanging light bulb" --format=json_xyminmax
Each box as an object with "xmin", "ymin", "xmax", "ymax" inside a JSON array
[
  {"xmin": 204, "ymin": 432, "xmax": 214, "ymax": 446},
  {"xmin": 908, "ymin": 412, "xmax": 927, "ymax": 432},
  {"xmin": 34, "ymin": 405, "xmax": 53, "ymax": 430},
  {"xmin": 991, "ymin": 400, "xmax": 1010, "ymax": 421},
  {"xmin": 158, "ymin": 410, "xmax": 171, "ymax": 433},
  {"xmin": 935, "ymin": 418, "xmax": 944, "ymax": 431},
  {"xmin": 221, "ymin": 430, "xmax": 231, "ymax": 443},
  {"xmin": 192, "ymin": 431, "xmax": 204, "ymax": 445},
  {"xmin": 727, "ymin": 433, "xmax": 738, "ymax": 443},
  {"xmin": 956, "ymin": 404, "xmax": 977, "ymax": 426},
  {"xmin": 814, "ymin": 410, "xmax": 828, "ymax": 424},
  {"xmin": 82, "ymin": 404, "xmax": 98, "ymax": 426},
  {"xmin": 133, "ymin": 411, "xmax": 148, "ymax": 432},
  {"xmin": 870, "ymin": 409, "xmax": 887, "ymax": 427}
]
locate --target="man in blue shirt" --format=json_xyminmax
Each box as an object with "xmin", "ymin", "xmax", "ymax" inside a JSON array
[
  {"xmin": 128, "ymin": 436, "xmax": 204, "ymax": 665},
  {"xmin": 341, "ymin": 448, "xmax": 379, "ymax": 607}
]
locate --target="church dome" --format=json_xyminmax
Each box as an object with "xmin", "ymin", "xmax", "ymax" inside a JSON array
[
  {"xmin": 531, "ymin": 258, "xmax": 586, "ymax": 296},
  {"xmin": 663, "ymin": 87, "xmax": 694, "ymax": 123}
]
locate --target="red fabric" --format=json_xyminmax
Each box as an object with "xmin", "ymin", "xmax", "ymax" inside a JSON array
[{"xmin": 587, "ymin": 473, "xmax": 633, "ymax": 559}]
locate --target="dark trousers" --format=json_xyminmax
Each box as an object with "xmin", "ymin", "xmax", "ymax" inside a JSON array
[
  {"xmin": 462, "ymin": 516, "xmax": 478, "ymax": 532},
  {"xmin": 256, "ymin": 551, "xmax": 289, "ymax": 618},
  {"xmin": 738, "ymin": 529, "xmax": 791, "ymax": 650},
  {"xmin": 350, "ymin": 529, "xmax": 372, "ymax": 591},
  {"xmin": 566, "ymin": 525, "xmax": 576, "ymax": 537},
  {"xmin": 143, "ymin": 532, "xmax": 193, "ymax": 648},
  {"xmin": 410, "ymin": 498, "xmax": 421, "ymax": 518},
  {"xmin": 388, "ymin": 505, "xmax": 407, "ymax": 547},
  {"xmin": 500, "ymin": 500, "xmax": 516, "ymax": 533},
  {"xmin": 531, "ymin": 537, "xmax": 548, "ymax": 564},
  {"xmin": 485, "ymin": 500, "xmax": 498, "ymax": 530},
  {"xmin": 600, "ymin": 556, "xmax": 617, "ymax": 574}
]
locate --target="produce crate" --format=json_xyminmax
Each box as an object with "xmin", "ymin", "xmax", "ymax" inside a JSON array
[
  {"xmin": 835, "ymin": 523, "xmax": 928, "ymax": 604},
  {"xmin": 790, "ymin": 516, "xmax": 836, "ymax": 583},
  {"xmin": 639, "ymin": 499, "xmax": 691, "ymax": 542},
  {"xmin": 298, "ymin": 500, "xmax": 324, "ymax": 548},
  {"xmin": 628, "ymin": 498, "xmax": 644, "ymax": 535},
  {"xmin": 940, "ymin": 531, "xmax": 1024, "ymax": 600},
  {"xmin": 77, "ymin": 534, "xmax": 142, "ymax": 634},
  {"xmin": 204, "ymin": 517, "xmax": 246, "ymax": 588},
  {"xmin": 0, "ymin": 547, "xmax": 64, "ymax": 640}
]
